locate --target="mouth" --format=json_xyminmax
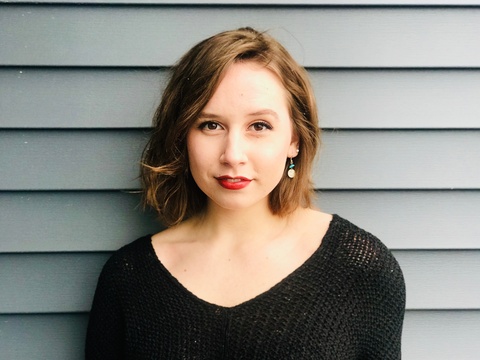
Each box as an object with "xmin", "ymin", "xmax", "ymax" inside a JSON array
[
  {"xmin": 215, "ymin": 176, "xmax": 252, "ymax": 190},
  {"xmin": 216, "ymin": 176, "xmax": 251, "ymax": 182}
]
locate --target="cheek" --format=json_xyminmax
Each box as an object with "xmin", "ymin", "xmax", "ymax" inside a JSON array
[
  {"xmin": 261, "ymin": 134, "xmax": 293, "ymax": 160},
  {"xmin": 187, "ymin": 135, "xmax": 214, "ymax": 177},
  {"xmin": 257, "ymin": 143, "xmax": 290, "ymax": 175}
]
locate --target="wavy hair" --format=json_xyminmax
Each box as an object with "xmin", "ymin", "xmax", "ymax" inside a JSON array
[{"xmin": 141, "ymin": 27, "xmax": 320, "ymax": 226}]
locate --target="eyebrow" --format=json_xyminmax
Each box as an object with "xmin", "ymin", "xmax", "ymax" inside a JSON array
[
  {"xmin": 198, "ymin": 109, "xmax": 279, "ymax": 120},
  {"xmin": 198, "ymin": 112, "xmax": 222, "ymax": 120},
  {"xmin": 247, "ymin": 109, "xmax": 279, "ymax": 119}
]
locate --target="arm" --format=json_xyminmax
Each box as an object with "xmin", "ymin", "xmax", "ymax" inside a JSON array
[
  {"xmin": 361, "ymin": 242, "xmax": 406, "ymax": 359},
  {"xmin": 85, "ymin": 258, "xmax": 125, "ymax": 360}
]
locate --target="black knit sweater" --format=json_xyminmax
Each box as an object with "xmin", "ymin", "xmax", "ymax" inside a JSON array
[{"xmin": 86, "ymin": 214, "xmax": 405, "ymax": 359}]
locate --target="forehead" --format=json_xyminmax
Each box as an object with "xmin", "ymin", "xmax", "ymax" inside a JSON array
[{"xmin": 203, "ymin": 61, "xmax": 289, "ymax": 112}]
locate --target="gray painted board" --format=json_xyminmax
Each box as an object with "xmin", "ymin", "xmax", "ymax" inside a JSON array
[
  {"xmin": 1, "ymin": 191, "xmax": 479, "ymax": 252},
  {"xmin": 6, "ymin": 0, "xmax": 480, "ymax": 4},
  {"xmin": 0, "ymin": 68, "xmax": 163, "ymax": 129},
  {"xmin": 1, "ymin": 251, "xmax": 479, "ymax": 313},
  {"xmin": 0, "ymin": 313, "xmax": 88, "ymax": 360},
  {"xmin": 395, "ymin": 250, "xmax": 480, "ymax": 310},
  {"xmin": 0, "ymin": 253, "xmax": 109, "ymax": 313},
  {"xmin": 316, "ymin": 130, "xmax": 480, "ymax": 189},
  {"xmin": 2, "ymin": 130, "xmax": 479, "ymax": 190},
  {"xmin": 317, "ymin": 70, "xmax": 480, "ymax": 129},
  {"xmin": 0, "ymin": 191, "xmax": 161, "ymax": 252},
  {"xmin": 0, "ymin": 130, "xmax": 147, "ymax": 190},
  {"xmin": 402, "ymin": 310, "xmax": 480, "ymax": 360},
  {"xmin": 3, "ymin": 68, "xmax": 480, "ymax": 129},
  {"xmin": 1, "ymin": 311, "xmax": 479, "ymax": 360},
  {"xmin": 318, "ymin": 190, "xmax": 480, "ymax": 250},
  {"xmin": 2, "ymin": 6, "xmax": 480, "ymax": 67}
]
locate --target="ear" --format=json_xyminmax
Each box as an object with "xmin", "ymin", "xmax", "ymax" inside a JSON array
[{"xmin": 287, "ymin": 132, "xmax": 300, "ymax": 158}]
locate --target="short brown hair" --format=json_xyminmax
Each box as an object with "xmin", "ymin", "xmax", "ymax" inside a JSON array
[{"xmin": 141, "ymin": 27, "xmax": 320, "ymax": 226}]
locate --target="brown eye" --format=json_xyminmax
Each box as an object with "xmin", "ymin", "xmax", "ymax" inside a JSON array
[
  {"xmin": 199, "ymin": 121, "xmax": 221, "ymax": 131},
  {"xmin": 251, "ymin": 122, "xmax": 272, "ymax": 131}
]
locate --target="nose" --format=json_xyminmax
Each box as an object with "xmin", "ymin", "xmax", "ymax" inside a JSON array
[{"xmin": 219, "ymin": 131, "xmax": 248, "ymax": 166}]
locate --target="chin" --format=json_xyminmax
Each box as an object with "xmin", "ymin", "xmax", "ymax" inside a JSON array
[{"xmin": 210, "ymin": 197, "xmax": 269, "ymax": 213}]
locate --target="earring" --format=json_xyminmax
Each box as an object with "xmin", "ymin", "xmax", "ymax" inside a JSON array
[{"xmin": 287, "ymin": 158, "xmax": 295, "ymax": 179}]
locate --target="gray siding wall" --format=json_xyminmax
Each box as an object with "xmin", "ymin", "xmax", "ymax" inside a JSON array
[{"xmin": 1, "ymin": 2, "xmax": 479, "ymax": 359}]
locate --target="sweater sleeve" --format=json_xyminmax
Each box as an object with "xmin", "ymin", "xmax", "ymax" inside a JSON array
[
  {"xmin": 85, "ymin": 256, "xmax": 125, "ymax": 360},
  {"xmin": 360, "ymin": 236, "xmax": 406, "ymax": 359}
]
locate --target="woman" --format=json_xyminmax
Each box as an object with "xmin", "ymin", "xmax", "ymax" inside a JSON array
[{"xmin": 86, "ymin": 27, "xmax": 405, "ymax": 359}]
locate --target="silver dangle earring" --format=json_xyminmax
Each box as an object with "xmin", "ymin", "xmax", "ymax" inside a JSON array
[{"xmin": 287, "ymin": 158, "xmax": 296, "ymax": 179}]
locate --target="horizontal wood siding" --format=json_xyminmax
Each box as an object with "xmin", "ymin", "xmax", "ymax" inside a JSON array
[
  {"xmin": 0, "ymin": 314, "xmax": 89, "ymax": 360},
  {"xmin": 1, "ymin": 251, "xmax": 479, "ymax": 313},
  {"xmin": 3, "ymin": 68, "xmax": 480, "ymax": 129},
  {"xmin": 2, "ymin": 6, "xmax": 480, "ymax": 67},
  {"xmin": 5, "ymin": 0, "xmax": 480, "ymax": 4},
  {"xmin": 1, "ymin": 190, "xmax": 479, "ymax": 252},
  {"xmin": 2, "ymin": 311, "xmax": 480, "ymax": 360},
  {"xmin": 6, "ymin": 0, "xmax": 480, "ymax": 4},
  {"xmin": 402, "ymin": 310, "xmax": 480, "ymax": 359},
  {"xmin": 1, "ymin": 130, "xmax": 479, "ymax": 190},
  {"xmin": 1, "ymin": 2, "xmax": 479, "ymax": 359}
]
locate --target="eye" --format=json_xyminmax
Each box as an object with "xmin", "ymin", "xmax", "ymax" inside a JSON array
[
  {"xmin": 251, "ymin": 121, "xmax": 272, "ymax": 132},
  {"xmin": 198, "ymin": 121, "xmax": 222, "ymax": 131}
]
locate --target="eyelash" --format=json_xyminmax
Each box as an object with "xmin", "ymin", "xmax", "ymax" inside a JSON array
[
  {"xmin": 197, "ymin": 121, "xmax": 273, "ymax": 132},
  {"xmin": 251, "ymin": 121, "xmax": 273, "ymax": 131},
  {"xmin": 198, "ymin": 121, "xmax": 221, "ymax": 131}
]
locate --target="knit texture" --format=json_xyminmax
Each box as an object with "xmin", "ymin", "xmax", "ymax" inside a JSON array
[{"xmin": 86, "ymin": 214, "xmax": 405, "ymax": 359}]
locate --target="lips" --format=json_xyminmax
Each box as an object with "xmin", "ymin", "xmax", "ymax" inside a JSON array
[{"xmin": 215, "ymin": 176, "xmax": 252, "ymax": 190}]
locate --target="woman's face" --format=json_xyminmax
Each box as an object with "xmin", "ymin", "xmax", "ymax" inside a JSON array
[{"xmin": 187, "ymin": 61, "xmax": 298, "ymax": 213}]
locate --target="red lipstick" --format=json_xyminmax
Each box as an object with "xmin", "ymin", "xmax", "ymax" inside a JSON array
[{"xmin": 216, "ymin": 176, "xmax": 251, "ymax": 190}]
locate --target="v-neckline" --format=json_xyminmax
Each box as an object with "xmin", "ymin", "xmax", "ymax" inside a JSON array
[{"xmin": 146, "ymin": 214, "xmax": 339, "ymax": 311}]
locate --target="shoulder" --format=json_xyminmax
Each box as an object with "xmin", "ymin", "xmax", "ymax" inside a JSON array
[
  {"xmin": 328, "ymin": 214, "xmax": 406, "ymax": 302},
  {"xmin": 99, "ymin": 235, "xmax": 154, "ymax": 283},
  {"xmin": 328, "ymin": 215, "xmax": 401, "ymax": 272},
  {"xmin": 301, "ymin": 214, "xmax": 406, "ymax": 341},
  {"xmin": 89, "ymin": 235, "xmax": 155, "ymax": 319},
  {"xmin": 326, "ymin": 215, "xmax": 406, "ymax": 298},
  {"xmin": 327, "ymin": 217, "xmax": 406, "ymax": 355}
]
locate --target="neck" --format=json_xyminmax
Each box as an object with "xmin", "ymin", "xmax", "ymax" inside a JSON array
[{"xmin": 190, "ymin": 201, "xmax": 295, "ymax": 248}]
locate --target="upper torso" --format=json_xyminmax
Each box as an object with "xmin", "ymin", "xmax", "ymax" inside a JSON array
[
  {"xmin": 150, "ymin": 209, "xmax": 332, "ymax": 307},
  {"xmin": 86, "ymin": 214, "xmax": 406, "ymax": 359}
]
